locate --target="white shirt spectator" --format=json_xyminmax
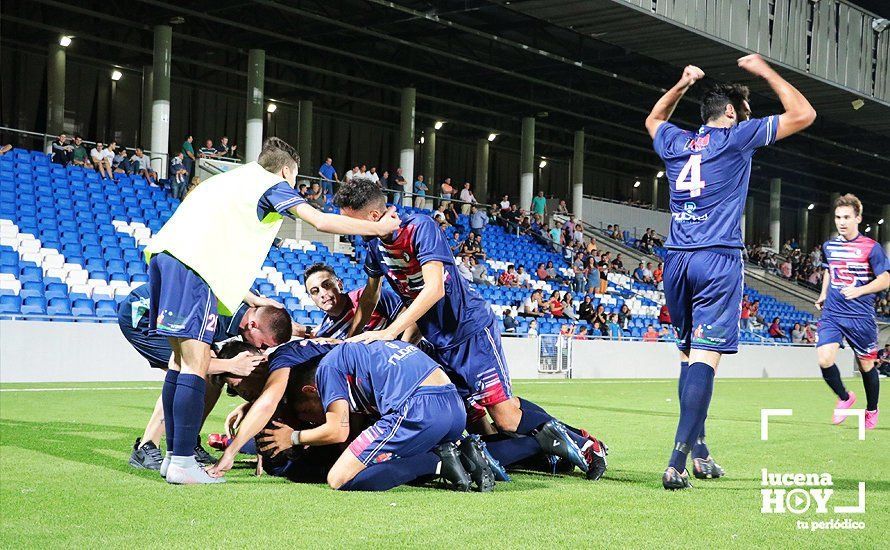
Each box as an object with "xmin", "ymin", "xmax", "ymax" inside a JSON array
[
  {"xmin": 517, "ymin": 271, "xmax": 531, "ymax": 287},
  {"xmin": 367, "ymin": 171, "xmax": 379, "ymax": 184},
  {"xmin": 456, "ymin": 259, "xmax": 473, "ymax": 282},
  {"xmin": 523, "ymin": 296, "xmax": 539, "ymax": 314},
  {"xmin": 90, "ymin": 147, "xmax": 105, "ymax": 164},
  {"xmin": 500, "ymin": 199, "xmax": 510, "ymax": 210},
  {"xmin": 344, "ymin": 169, "xmax": 356, "ymax": 182},
  {"xmin": 130, "ymin": 154, "xmax": 149, "ymax": 172},
  {"xmin": 460, "ymin": 188, "xmax": 475, "ymax": 203},
  {"xmin": 103, "ymin": 149, "xmax": 115, "ymax": 163}
]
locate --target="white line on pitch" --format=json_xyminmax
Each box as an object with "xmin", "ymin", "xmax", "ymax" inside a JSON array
[{"xmin": 0, "ymin": 386, "xmax": 161, "ymax": 392}]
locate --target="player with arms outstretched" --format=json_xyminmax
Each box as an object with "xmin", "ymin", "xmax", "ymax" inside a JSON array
[
  {"xmin": 815, "ymin": 194, "xmax": 888, "ymax": 429},
  {"xmin": 646, "ymin": 54, "xmax": 816, "ymax": 489}
]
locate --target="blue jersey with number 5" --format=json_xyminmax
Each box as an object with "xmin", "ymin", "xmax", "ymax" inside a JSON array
[{"xmin": 653, "ymin": 116, "xmax": 779, "ymax": 250}]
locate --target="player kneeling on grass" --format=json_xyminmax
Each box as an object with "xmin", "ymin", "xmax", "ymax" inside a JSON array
[
  {"xmin": 118, "ymin": 283, "xmax": 292, "ymax": 470},
  {"xmin": 144, "ymin": 137, "xmax": 400, "ymax": 485},
  {"xmin": 258, "ymin": 340, "xmax": 497, "ymax": 492},
  {"xmin": 815, "ymin": 194, "xmax": 889, "ymax": 430}
]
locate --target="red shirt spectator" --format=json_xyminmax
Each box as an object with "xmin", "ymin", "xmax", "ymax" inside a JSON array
[
  {"xmin": 548, "ymin": 292, "xmax": 565, "ymax": 317},
  {"xmin": 642, "ymin": 325, "xmax": 659, "ymax": 342},
  {"xmin": 658, "ymin": 305, "xmax": 671, "ymax": 325},
  {"xmin": 768, "ymin": 318, "xmax": 786, "ymax": 339},
  {"xmin": 498, "ymin": 270, "xmax": 517, "ymax": 287}
]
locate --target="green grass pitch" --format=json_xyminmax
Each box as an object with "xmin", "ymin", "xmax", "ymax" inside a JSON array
[{"xmin": 1, "ymin": 378, "xmax": 886, "ymax": 548}]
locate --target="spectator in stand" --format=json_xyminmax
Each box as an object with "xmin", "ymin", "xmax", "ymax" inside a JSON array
[
  {"xmin": 548, "ymin": 223, "xmax": 562, "ymax": 252},
  {"xmin": 444, "ymin": 201, "xmax": 459, "ymax": 226},
  {"xmin": 632, "ymin": 262, "xmax": 650, "ymax": 284},
  {"xmin": 215, "ymin": 136, "xmax": 236, "ymax": 158},
  {"xmin": 199, "ymin": 139, "xmax": 218, "ymax": 158},
  {"xmin": 598, "ymin": 257, "xmax": 610, "ymax": 295},
  {"xmin": 472, "ymin": 234, "xmax": 486, "ymax": 261},
  {"xmin": 343, "ymin": 164, "xmax": 359, "ymax": 183},
  {"xmin": 658, "ymin": 303, "xmax": 671, "ymax": 326},
  {"xmin": 653, "ymin": 262, "xmax": 664, "ymax": 290},
  {"xmin": 50, "ymin": 133, "xmax": 72, "ymax": 165},
  {"xmin": 643, "ymin": 262, "xmax": 655, "ymax": 283},
  {"xmin": 457, "ymin": 257, "xmax": 473, "ymax": 282},
  {"xmin": 768, "ymin": 317, "xmax": 786, "ymax": 339},
  {"xmin": 585, "ymin": 256, "xmax": 600, "ymax": 295},
  {"xmin": 433, "ymin": 203, "xmax": 448, "ymax": 224},
  {"xmin": 572, "ymin": 252, "xmax": 587, "ymax": 293},
  {"xmin": 877, "ymin": 344, "xmax": 890, "ymax": 377},
  {"xmin": 617, "ymin": 304, "xmax": 633, "ymax": 329},
  {"xmin": 611, "ymin": 224, "xmax": 622, "ymax": 241},
  {"xmin": 545, "ymin": 261, "xmax": 559, "ymax": 282},
  {"xmin": 528, "ymin": 318, "xmax": 539, "ymax": 336},
  {"xmin": 536, "ymin": 262, "xmax": 550, "ymax": 282},
  {"xmin": 390, "ymin": 168, "xmax": 405, "ymax": 204},
  {"xmin": 803, "ymin": 322, "xmax": 817, "ymax": 344},
  {"xmin": 69, "ymin": 135, "xmax": 91, "ymax": 168},
  {"xmin": 563, "ymin": 292, "xmax": 578, "ymax": 321},
  {"xmin": 521, "ymin": 289, "xmax": 546, "ymax": 318},
  {"xmin": 379, "ymin": 170, "xmax": 390, "ymax": 193},
  {"xmin": 317, "ymin": 157, "xmax": 338, "ymax": 195},
  {"xmin": 593, "ymin": 304, "xmax": 608, "ymax": 327},
  {"xmin": 791, "ymin": 323, "xmax": 805, "ymax": 343},
  {"xmin": 499, "ymin": 264, "xmax": 519, "ymax": 287},
  {"xmin": 169, "ymin": 151, "xmax": 189, "ymax": 199},
  {"xmin": 642, "ymin": 324, "xmax": 659, "ymax": 342},
  {"xmin": 575, "ymin": 326, "xmax": 590, "ymax": 339},
  {"xmin": 610, "ymin": 253, "xmax": 626, "ymax": 275},
  {"xmin": 450, "ymin": 231, "xmax": 462, "ymax": 256},
  {"xmin": 572, "ymin": 224, "xmax": 584, "ymax": 246},
  {"xmin": 367, "ymin": 167, "xmax": 379, "ymax": 186},
  {"xmin": 500, "ymin": 195, "xmax": 511, "ymax": 214},
  {"xmin": 749, "ymin": 299, "xmax": 763, "ymax": 329},
  {"xmin": 460, "ymin": 233, "xmax": 480, "ymax": 259},
  {"xmin": 468, "ymin": 256, "xmax": 491, "ymax": 286},
  {"xmin": 740, "ymin": 299, "xmax": 751, "ymax": 330},
  {"xmin": 658, "ymin": 325, "xmax": 674, "ymax": 340},
  {"xmin": 585, "ymin": 237, "xmax": 598, "ymax": 257},
  {"xmin": 648, "ymin": 228, "xmax": 663, "ymax": 248},
  {"xmin": 639, "ymin": 228, "xmax": 653, "ymax": 253},
  {"xmin": 104, "ymin": 142, "xmax": 119, "ymax": 174},
  {"xmin": 469, "ymin": 205, "xmax": 487, "ymax": 233},
  {"xmin": 532, "ymin": 191, "xmax": 547, "ymax": 220},
  {"xmin": 113, "ymin": 144, "xmax": 132, "ymax": 174},
  {"xmin": 503, "ymin": 309, "xmax": 518, "ymax": 333},
  {"xmin": 90, "ymin": 142, "xmax": 112, "ymax": 180},
  {"xmin": 607, "ymin": 314, "xmax": 622, "ymax": 340},
  {"xmin": 181, "ymin": 135, "xmax": 196, "ymax": 177},
  {"xmin": 780, "ymin": 258, "xmax": 792, "ymax": 279},
  {"xmin": 129, "ymin": 147, "xmax": 157, "ymax": 186},
  {"xmin": 578, "ymin": 295, "xmax": 594, "ymax": 322},
  {"xmin": 438, "ymin": 220, "xmax": 449, "ymax": 233},
  {"xmin": 459, "ymin": 182, "xmax": 475, "ymax": 215},
  {"xmin": 307, "ymin": 182, "xmax": 326, "ymax": 210},
  {"xmin": 516, "ymin": 265, "xmax": 532, "ymax": 289},
  {"xmin": 412, "ymin": 174, "xmax": 428, "ymax": 208},
  {"xmin": 556, "ymin": 200, "xmax": 569, "ymax": 215},
  {"xmin": 440, "ymin": 177, "xmax": 454, "ymax": 203},
  {"xmin": 560, "ymin": 323, "xmax": 575, "ymax": 337}
]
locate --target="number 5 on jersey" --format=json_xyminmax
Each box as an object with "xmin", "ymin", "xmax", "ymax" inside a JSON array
[{"xmin": 676, "ymin": 154, "xmax": 705, "ymax": 197}]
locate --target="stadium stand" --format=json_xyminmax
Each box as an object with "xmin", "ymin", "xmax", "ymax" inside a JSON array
[{"xmin": 0, "ymin": 146, "xmax": 816, "ymax": 342}]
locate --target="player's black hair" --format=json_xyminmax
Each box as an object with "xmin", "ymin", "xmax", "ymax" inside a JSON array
[
  {"xmin": 333, "ymin": 177, "xmax": 387, "ymax": 211},
  {"xmin": 290, "ymin": 365, "xmax": 319, "ymax": 400},
  {"xmin": 304, "ymin": 263, "xmax": 338, "ymax": 282},
  {"xmin": 700, "ymin": 83, "xmax": 750, "ymax": 123},
  {"xmin": 258, "ymin": 137, "xmax": 300, "ymax": 174},
  {"xmin": 254, "ymin": 306, "xmax": 294, "ymax": 346},
  {"xmin": 217, "ymin": 340, "xmax": 260, "ymax": 360}
]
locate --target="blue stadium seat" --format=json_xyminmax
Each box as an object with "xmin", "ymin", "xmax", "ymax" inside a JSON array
[
  {"xmin": 96, "ymin": 300, "xmax": 118, "ymax": 317},
  {"xmin": 46, "ymin": 297, "xmax": 72, "ymax": 316},
  {"xmin": 0, "ymin": 295, "xmax": 21, "ymax": 314},
  {"xmin": 71, "ymin": 299, "xmax": 95, "ymax": 317},
  {"xmin": 21, "ymin": 297, "xmax": 47, "ymax": 315}
]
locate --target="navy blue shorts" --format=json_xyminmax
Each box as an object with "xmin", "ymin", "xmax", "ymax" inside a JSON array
[
  {"xmin": 117, "ymin": 298, "xmax": 172, "ymax": 369},
  {"xmin": 817, "ymin": 315, "xmax": 879, "ymax": 360},
  {"xmin": 148, "ymin": 252, "xmax": 218, "ymax": 344},
  {"xmin": 436, "ymin": 319, "xmax": 514, "ymax": 422},
  {"xmin": 663, "ymin": 247, "xmax": 743, "ymax": 354},
  {"xmin": 348, "ymin": 384, "xmax": 466, "ymax": 465}
]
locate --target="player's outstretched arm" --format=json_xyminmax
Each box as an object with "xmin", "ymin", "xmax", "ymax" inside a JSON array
[
  {"xmin": 347, "ymin": 276, "xmax": 383, "ymax": 338},
  {"xmin": 258, "ymin": 399, "xmax": 351, "ymax": 456},
  {"xmin": 645, "ymin": 65, "xmax": 705, "ymax": 139},
  {"xmin": 207, "ymin": 368, "xmax": 289, "ymax": 477},
  {"xmin": 291, "ymin": 203, "xmax": 400, "ymax": 237},
  {"xmin": 348, "ymin": 262, "xmax": 445, "ymax": 344},
  {"xmin": 737, "ymin": 54, "xmax": 815, "ymax": 141}
]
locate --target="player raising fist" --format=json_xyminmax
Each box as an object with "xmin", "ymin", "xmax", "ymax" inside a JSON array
[{"xmin": 646, "ymin": 54, "xmax": 815, "ymax": 490}]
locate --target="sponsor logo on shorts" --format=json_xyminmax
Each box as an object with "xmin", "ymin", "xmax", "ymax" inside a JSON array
[
  {"xmin": 373, "ymin": 452, "xmax": 393, "ymax": 464},
  {"xmin": 692, "ymin": 324, "xmax": 727, "ymax": 346}
]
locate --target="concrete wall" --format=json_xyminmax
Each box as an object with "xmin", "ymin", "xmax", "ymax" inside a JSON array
[
  {"xmin": 0, "ymin": 321, "xmax": 853, "ymax": 383},
  {"xmin": 582, "ymin": 197, "xmax": 671, "ymax": 238}
]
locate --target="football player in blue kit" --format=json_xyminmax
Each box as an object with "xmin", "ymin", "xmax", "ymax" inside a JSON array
[
  {"xmin": 333, "ymin": 178, "xmax": 608, "ymax": 481},
  {"xmin": 256, "ymin": 340, "xmax": 496, "ymax": 491},
  {"xmin": 646, "ymin": 54, "xmax": 816, "ymax": 489},
  {"xmin": 815, "ymin": 194, "xmax": 889, "ymax": 430}
]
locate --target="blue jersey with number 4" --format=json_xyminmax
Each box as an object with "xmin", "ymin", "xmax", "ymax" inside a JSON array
[{"xmin": 653, "ymin": 116, "xmax": 779, "ymax": 250}]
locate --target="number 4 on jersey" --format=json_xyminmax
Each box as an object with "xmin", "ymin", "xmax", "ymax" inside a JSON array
[{"xmin": 676, "ymin": 154, "xmax": 705, "ymax": 197}]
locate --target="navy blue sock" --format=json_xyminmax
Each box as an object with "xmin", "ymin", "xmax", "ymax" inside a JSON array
[
  {"xmin": 821, "ymin": 365, "xmax": 849, "ymax": 401},
  {"xmin": 678, "ymin": 361, "xmax": 689, "ymax": 400},
  {"xmin": 338, "ymin": 452, "xmax": 440, "ymax": 491},
  {"xmin": 516, "ymin": 398, "xmax": 554, "ymax": 435},
  {"xmin": 241, "ymin": 438, "xmax": 257, "ymax": 455},
  {"xmin": 171, "ymin": 373, "xmax": 206, "ymax": 457},
  {"xmin": 669, "ymin": 362, "xmax": 715, "ymax": 472},
  {"xmin": 861, "ymin": 368, "xmax": 880, "ymax": 411},
  {"xmin": 692, "ymin": 424, "xmax": 710, "ymax": 459},
  {"xmin": 485, "ymin": 436, "xmax": 543, "ymax": 468},
  {"xmin": 161, "ymin": 369, "xmax": 179, "ymax": 453}
]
